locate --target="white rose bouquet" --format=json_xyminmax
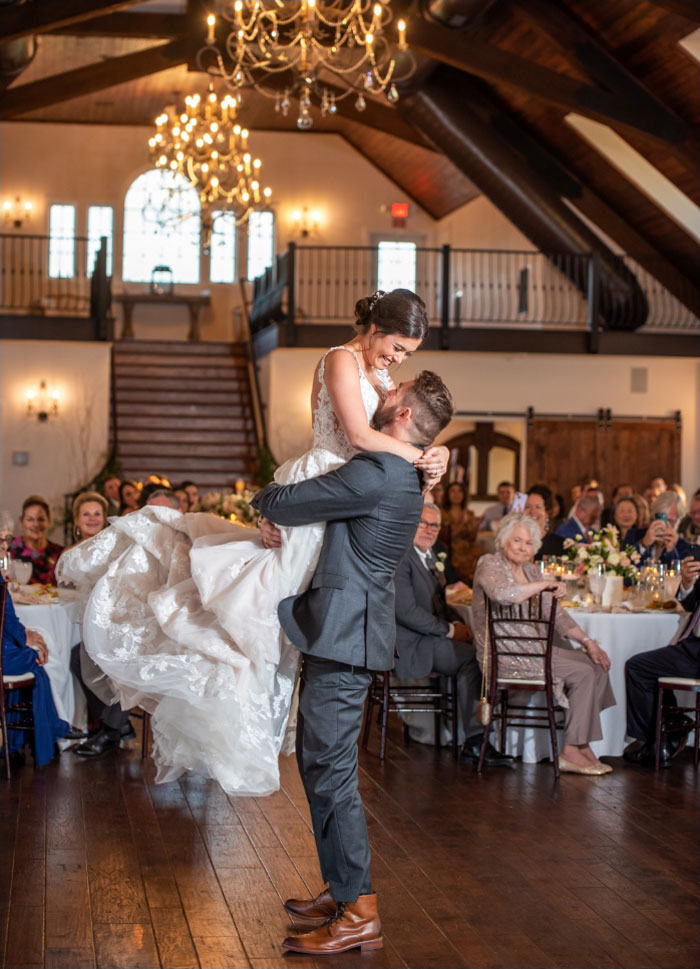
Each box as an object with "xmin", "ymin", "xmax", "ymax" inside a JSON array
[
  {"xmin": 198, "ymin": 484, "xmax": 259, "ymax": 526},
  {"xmin": 562, "ymin": 524, "xmax": 640, "ymax": 580}
]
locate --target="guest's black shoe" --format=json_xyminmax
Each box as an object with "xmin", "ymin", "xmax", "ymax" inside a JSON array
[
  {"xmin": 73, "ymin": 728, "xmax": 120, "ymax": 759},
  {"xmin": 65, "ymin": 727, "xmax": 89, "ymax": 741},
  {"xmin": 623, "ymin": 740, "xmax": 671, "ymax": 767},
  {"xmin": 461, "ymin": 740, "xmax": 515, "ymax": 767},
  {"xmin": 120, "ymin": 720, "xmax": 136, "ymax": 741}
]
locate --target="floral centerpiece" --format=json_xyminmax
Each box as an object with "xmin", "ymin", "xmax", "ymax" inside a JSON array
[
  {"xmin": 562, "ymin": 524, "xmax": 640, "ymax": 580},
  {"xmin": 199, "ymin": 481, "xmax": 260, "ymax": 526}
]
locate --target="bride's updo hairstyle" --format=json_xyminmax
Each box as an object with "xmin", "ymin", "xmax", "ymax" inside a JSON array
[{"xmin": 354, "ymin": 289, "xmax": 429, "ymax": 344}]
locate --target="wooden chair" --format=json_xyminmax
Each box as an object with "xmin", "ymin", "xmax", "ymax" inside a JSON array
[
  {"xmin": 478, "ymin": 593, "xmax": 564, "ymax": 778},
  {"xmin": 138, "ymin": 709, "xmax": 151, "ymax": 760},
  {"xmin": 361, "ymin": 671, "xmax": 459, "ymax": 761},
  {"xmin": 0, "ymin": 583, "xmax": 37, "ymax": 780},
  {"xmin": 654, "ymin": 677, "xmax": 700, "ymax": 771}
]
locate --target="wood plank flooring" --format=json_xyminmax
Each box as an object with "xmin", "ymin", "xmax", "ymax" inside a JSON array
[{"xmin": 1, "ymin": 726, "xmax": 698, "ymax": 969}]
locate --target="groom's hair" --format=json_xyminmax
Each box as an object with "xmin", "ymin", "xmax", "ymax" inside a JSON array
[{"xmin": 404, "ymin": 371, "xmax": 454, "ymax": 445}]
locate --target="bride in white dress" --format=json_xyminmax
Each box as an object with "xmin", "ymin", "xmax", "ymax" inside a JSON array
[{"xmin": 57, "ymin": 289, "xmax": 448, "ymax": 795}]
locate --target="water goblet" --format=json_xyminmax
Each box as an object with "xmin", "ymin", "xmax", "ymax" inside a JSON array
[{"xmin": 587, "ymin": 563, "xmax": 606, "ymax": 606}]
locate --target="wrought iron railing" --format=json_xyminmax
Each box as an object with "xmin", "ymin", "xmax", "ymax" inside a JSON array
[
  {"xmin": 267, "ymin": 244, "xmax": 700, "ymax": 334},
  {"xmin": 0, "ymin": 233, "xmax": 111, "ymax": 327}
]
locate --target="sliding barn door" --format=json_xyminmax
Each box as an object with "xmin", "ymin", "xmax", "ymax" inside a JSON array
[{"xmin": 526, "ymin": 419, "xmax": 681, "ymax": 499}]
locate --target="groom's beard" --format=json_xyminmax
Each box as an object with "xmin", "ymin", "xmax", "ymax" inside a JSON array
[{"xmin": 371, "ymin": 401, "xmax": 399, "ymax": 432}]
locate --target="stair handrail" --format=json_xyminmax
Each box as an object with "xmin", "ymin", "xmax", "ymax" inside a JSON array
[{"xmin": 238, "ymin": 277, "xmax": 277, "ymax": 480}]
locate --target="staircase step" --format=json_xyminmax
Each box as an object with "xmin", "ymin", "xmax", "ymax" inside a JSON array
[
  {"xmin": 113, "ymin": 351, "xmax": 247, "ymax": 368},
  {"xmin": 114, "ymin": 363, "xmax": 248, "ymax": 380},
  {"xmin": 115, "ymin": 414, "xmax": 253, "ymax": 431},
  {"xmin": 115, "ymin": 401, "xmax": 252, "ymax": 418},
  {"xmin": 119, "ymin": 443, "xmax": 253, "ymax": 458},
  {"xmin": 115, "ymin": 390, "xmax": 249, "ymax": 406},
  {"xmin": 114, "ymin": 339, "xmax": 246, "ymax": 357},
  {"xmin": 121, "ymin": 456, "xmax": 255, "ymax": 472},
  {"xmin": 117, "ymin": 428, "xmax": 254, "ymax": 445},
  {"xmin": 115, "ymin": 374, "xmax": 249, "ymax": 391}
]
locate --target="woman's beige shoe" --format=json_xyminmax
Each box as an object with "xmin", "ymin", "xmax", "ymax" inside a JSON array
[{"xmin": 558, "ymin": 756, "xmax": 611, "ymax": 775}]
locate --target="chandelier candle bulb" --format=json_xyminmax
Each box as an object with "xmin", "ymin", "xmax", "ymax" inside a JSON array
[{"xmin": 207, "ymin": 13, "xmax": 216, "ymax": 44}]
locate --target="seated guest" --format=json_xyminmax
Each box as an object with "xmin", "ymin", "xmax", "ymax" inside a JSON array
[
  {"xmin": 146, "ymin": 489, "xmax": 181, "ymax": 510},
  {"xmin": 632, "ymin": 492, "xmax": 650, "ymax": 528},
  {"xmin": 555, "ymin": 494, "xmax": 600, "ymax": 545},
  {"xmin": 70, "ymin": 492, "xmax": 108, "ymax": 546},
  {"xmin": 9, "ymin": 494, "xmax": 63, "ymax": 585},
  {"xmin": 181, "ymin": 480, "xmax": 200, "ymax": 511},
  {"xmin": 679, "ymin": 490, "xmax": 700, "ymax": 545},
  {"xmin": 478, "ymin": 481, "xmax": 514, "ymax": 532},
  {"xmin": 624, "ymin": 553, "xmax": 700, "ymax": 766},
  {"xmin": 173, "ymin": 485, "xmax": 190, "ymax": 514},
  {"xmin": 524, "ymin": 485, "xmax": 564, "ymax": 559},
  {"xmin": 101, "ymin": 474, "xmax": 121, "ymax": 518},
  {"xmin": 602, "ymin": 483, "xmax": 634, "ymax": 526},
  {"xmin": 650, "ymin": 476, "xmax": 667, "ymax": 496},
  {"xmin": 472, "ymin": 513, "xmax": 616, "ymax": 775},
  {"xmin": 637, "ymin": 491, "xmax": 691, "ymax": 566},
  {"xmin": 611, "ymin": 496, "xmax": 643, "ymax": 546},
  {"xmin": 550, "ymin": 492, "xmax": 565, "ymax": 532},
  {"xmin": 440, "ymin": 482, "xmax": 482, "ymax": 584},
  {"xmin": 1, "ymin": 533, "xmax": 68, "ymax": 766},
  {"xmin": 394, "ymin": 501, "xmax": 513, "ymax": 766},
  {"xmin": 118, "ymin": 480, "xmax": 141, "ymax": 516}
]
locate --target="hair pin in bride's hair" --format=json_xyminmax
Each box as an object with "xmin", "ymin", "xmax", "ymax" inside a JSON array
[{"xmin": 368, "ymin": 290, "xmax": 386, "ymax": 311}]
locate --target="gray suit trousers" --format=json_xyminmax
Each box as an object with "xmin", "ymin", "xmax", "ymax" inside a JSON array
[{"xmin": 296, "ymin": 654, "xmax": 373, "ymax": 903}]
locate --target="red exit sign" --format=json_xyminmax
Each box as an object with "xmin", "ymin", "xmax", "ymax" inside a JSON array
[{"xmin": 391, "ymin": 202, "xmax": 409, "ymax": 219}]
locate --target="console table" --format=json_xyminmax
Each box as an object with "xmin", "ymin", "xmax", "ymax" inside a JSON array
[{"xmin": 116, "ymin": 292, "xmax": 211, "ymax": 341}]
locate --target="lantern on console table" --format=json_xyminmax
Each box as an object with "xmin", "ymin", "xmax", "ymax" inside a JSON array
[{"xmin": 150, "ymin": 265, "xmax": 174, "ymax": 295}]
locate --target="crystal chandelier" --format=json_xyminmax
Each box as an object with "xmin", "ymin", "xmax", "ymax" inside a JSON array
[
  {"xmin": 148, "ymin": 86, "xmax": 272, "ymax": 225},
  {"xmin": 197, "ymin": 0, "xmax": 414, "ymax": 130}
]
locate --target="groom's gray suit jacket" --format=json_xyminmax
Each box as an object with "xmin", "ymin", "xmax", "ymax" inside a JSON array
[{"xmin": 252, "ymin": 450, "xmax": 423, "ymax": 671}]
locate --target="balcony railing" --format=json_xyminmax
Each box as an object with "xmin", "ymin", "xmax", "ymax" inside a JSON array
[
  {"xmin": 0, "ymin": 233, "xmax": 111, "ymax": 332},
  {"xmin": 267, "ymin": 244, "xmax": 698, "ymax": 335}
]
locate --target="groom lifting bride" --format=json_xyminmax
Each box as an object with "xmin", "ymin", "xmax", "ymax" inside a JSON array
[{"xmin": 253, "ymin": 371, "xmax": 454, "ymax": 955}]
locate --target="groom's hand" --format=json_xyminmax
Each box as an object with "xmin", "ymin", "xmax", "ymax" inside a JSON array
[{"xmin": 259, "ymin": 517, "xmax": 282, "ymax": 549}]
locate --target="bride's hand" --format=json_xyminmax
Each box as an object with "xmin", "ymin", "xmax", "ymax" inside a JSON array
[
  {"xmin": 415, "ymin": 444, "xmax": 449, "ymax": 480},
  {"xmin": 259, "ymin": 517, "xmax": 282, "ymax": 549}
]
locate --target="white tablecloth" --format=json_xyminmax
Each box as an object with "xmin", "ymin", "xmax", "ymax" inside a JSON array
[
  {"xmin": 504, "ymin": 610, "xmax": 685, "ymax": 761},
  {"xmin": 14, "ymin": 598, "xmax": 84, "ymax": 727}
]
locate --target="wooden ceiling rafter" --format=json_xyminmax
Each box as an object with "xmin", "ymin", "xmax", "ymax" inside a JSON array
[
  {"xmin": 407, "ymin": 17, "xmax": 694, "ymax": 150},
  {"xmin": 47, "ymin": 12, "xmax": 186, "ymax": 38},
  {"xmin": 513, "ymin": 0, "xmax": 698, "ymax": 172},
  {"xmin": 653, "ymin": 0, "xmax": 700, "ymax": 22},
  {"xmin": 1, "ymin": 40, "xmax": 190, "ymax": 119},
  {"xmin": 0, "ymin": 0, "xmax": 145, "ymax": 42}
]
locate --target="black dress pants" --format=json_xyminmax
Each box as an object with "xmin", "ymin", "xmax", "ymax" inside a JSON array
[
  {"xmin": 296, "ymin": 654, "xmax": 373, "ymax": 904},
  {"xmin": 70, "ymin": 643, "xmax": 130, "ymax": 732},
  {"xmin": 625, "ymin": 637, "xmax": 700, "ymax": 742}
]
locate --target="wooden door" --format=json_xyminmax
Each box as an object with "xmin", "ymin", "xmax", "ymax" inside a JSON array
[{"xmin": 525, "ymin": 418, "xmax": 681, "ymax": 499}]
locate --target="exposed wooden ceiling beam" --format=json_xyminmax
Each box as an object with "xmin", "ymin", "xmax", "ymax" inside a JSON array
[
  {"xmin": 1, "ymin": 40, "xmax": 189, "ymax": 119},
  {"xmin": 513, "ymin": 0, "xmax": 698, "ymax": 172},
  {"xmin": 0, "ymin": 0, "xmax": 144, "ymax": 42},
  {"xmin": 406, "ymin": 19, "xmax": 692, "ymax": 146},
  {"xmin": 654, "ymin": 0, "xmax": 700, "ymax": 22},
  {"xmin": 48, "ymin": 12, "xmax": 186, "ymax": 38}
]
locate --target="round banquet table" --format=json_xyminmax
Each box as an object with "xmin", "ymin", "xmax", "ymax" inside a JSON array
[
  {"xmin": 503, "ymin": 609, "xmax": 685, "ymax": 762},
  {"xmin": 14, "ymin": 597, "xmax": 85, "ymax": 729}
]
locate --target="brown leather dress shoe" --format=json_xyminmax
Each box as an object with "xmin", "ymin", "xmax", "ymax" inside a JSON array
[
  {"xmin": 283, "ymin": 886, "xmax": 336, "ymax": 925},
  {"xmin": 282, "ymin": 893, "xmax": 383, "ymax": 955}
]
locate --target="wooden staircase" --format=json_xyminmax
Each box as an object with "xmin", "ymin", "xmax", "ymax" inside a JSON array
[{"xmin": 112, "ymin": 340, "xmax": 259, "ymax": 492}]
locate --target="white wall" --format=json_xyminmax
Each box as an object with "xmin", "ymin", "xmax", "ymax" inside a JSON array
[
  {"xmin": 262, "ymin": 348, "xmax": 700, "ymax": 498},
  {"xmin": 0, "ymin": 341, "xmax": 111, "ymax": 538}
]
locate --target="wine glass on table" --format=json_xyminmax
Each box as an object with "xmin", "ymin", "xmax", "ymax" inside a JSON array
[{"xmin": 588, "ymin": 563, "xmax": 606, "ymax": 607}]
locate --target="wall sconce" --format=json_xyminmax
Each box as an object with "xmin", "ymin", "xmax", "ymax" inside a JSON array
[
  {"xmin": 292, "ymin": 206, "xmax": 321, "ymax": 238},
  {"xmin": 26, "ymin": 381, "xmax": 60, "ymax": 422},
  {"xmin": 2, "ymin": 196, "xmax": 32, "ymax": 229}
]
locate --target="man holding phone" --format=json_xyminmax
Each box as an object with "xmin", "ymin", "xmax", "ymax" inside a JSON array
[
  {"xmin": 638, "ymin": 492, "xmax": 691, "ymax": 566},
  {"xmin": 623, "ymin": 549, "xmax": 700, "ymax": 767}
]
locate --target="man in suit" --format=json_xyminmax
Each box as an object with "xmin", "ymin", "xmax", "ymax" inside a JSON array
[
  {"xmin": 624, "ymin": 553, "xmax": 700, "ymax": 766},
  {"xmin": 394, "ymin": 500, "xmax": 514, "ymax": 766},
  {"xmin": 252, "ymin": 371, "xmax": 454, "ymax": 956},
  {"xmin": 555, "ymin": 494, "xmax": 600, "ymax": 544}
]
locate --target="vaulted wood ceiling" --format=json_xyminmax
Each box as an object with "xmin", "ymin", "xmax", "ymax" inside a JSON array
[{"xmin": 1, "ymin": 0, "xmax": 698, "ymax": 297}]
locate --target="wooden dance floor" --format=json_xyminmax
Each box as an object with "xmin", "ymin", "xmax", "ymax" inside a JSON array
[{"xmin": 1, "ymin": 726, "xmax": 698, "ymax": 969}]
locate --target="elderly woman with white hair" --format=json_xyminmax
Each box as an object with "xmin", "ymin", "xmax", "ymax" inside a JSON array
[{"xmin": 472, "ymin": 512, "xmax": 616, "ymax": 776}]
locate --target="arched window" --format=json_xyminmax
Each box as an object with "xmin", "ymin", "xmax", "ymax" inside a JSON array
[{"xmin": 123, "ymin": 170, "xmax": 201, "ymax": 284}]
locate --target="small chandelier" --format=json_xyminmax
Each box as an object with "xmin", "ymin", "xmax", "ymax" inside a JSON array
[
  {"xmin": 148, "ymin": 86, "xmax": 272, "ymax": 225},
  {"xmin": 197, "ymin": 1, "xmax": 414, "ymax": 130}
]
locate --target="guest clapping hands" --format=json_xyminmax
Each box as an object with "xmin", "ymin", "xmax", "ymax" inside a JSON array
[{"xmin": 9, "ymin": 495, "xmax": 63, "ymax": 585}]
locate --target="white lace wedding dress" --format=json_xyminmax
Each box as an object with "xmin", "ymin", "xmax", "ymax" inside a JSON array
[{"xmin": 58, "ymin": 347, "xmax": 390, "ymax": 795}]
